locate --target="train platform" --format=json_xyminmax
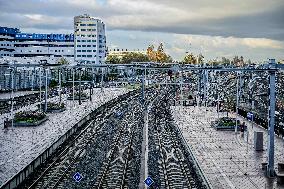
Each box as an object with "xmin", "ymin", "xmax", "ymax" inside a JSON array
[
  {"xmin": 0, "ymin": 90, "xmax": 39, "ymax": 100},
  {"xmin": 0, "ymin": 88, "xmax": 130, "ymax": 186},
  {"xmin": 172, "ymin": 106, "xmax": 284, "ymax": 189}
]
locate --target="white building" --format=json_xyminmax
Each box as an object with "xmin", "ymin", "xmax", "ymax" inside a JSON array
[
  {"xmin": 0, "ymin": 27, "xmax": 18, "ymax": 57},
  {"xmin": 0, "ymin": 26, "xmax": 74, "ymax": 61},
  {"xmin": 74, "ymin": 14, "xmax": 106, "ymax": 64},
  {"xmin": 13, "ymin": 33, "xmax": 74, "ymax": 59},
  {"xmin": 107, "ymin": 48, "xmax": 147, "ymax": 59}
]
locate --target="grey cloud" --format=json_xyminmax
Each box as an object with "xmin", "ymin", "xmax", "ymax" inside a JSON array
[
  {"xmin": 106, "ymin": 5, "xmax": 284, "ymax": 41},
  {"xmin": 0, "ymin": 0, "xmax": 283, "ymax": 41}
]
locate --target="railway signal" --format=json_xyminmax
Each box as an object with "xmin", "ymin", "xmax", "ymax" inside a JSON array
[
  {"xmin": 144, "ymin": 176, "xmax": 154, "ymax": 187},
  {"xmin": 247, "ymin": 112, "xmax": 254, "ymax": 120},
  {"xmin": 73, "ymin": 172, "xmax": 83, "ymax": 182}
]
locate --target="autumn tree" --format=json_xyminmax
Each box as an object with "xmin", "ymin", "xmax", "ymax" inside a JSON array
[
  {"xmin": 57, "ymin": 57, "xmax": 69, "ymax": 65},
  {"xmin": 147, "ymin": 45, "xmax": 156, "ymax": 61},
  {"xmin": 121, "ymin": 52, "xmax": 149, "ymax": 64},
  {"xmin": 147, "ymin": 43, "xmax": 172, "ymax": 63},
  {"xmin": 183, "ymin": 53, "xmax": 197, "ymax": 64},
  {"xmin": 106, "ymin": 55, "xmax": 121, "ymax": 64}
]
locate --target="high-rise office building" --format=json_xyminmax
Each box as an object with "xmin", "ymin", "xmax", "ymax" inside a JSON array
[{"xmin": 74, "ymin": 14, "xmax": 106, "ymax": 64}]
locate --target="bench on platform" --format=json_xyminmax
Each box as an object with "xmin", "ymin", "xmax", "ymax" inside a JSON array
[
  {"xmin": 277, "ymin": 163, "xmax": 284, "ymax": 185},
  {"xmin": 277, "ymin": 173, "xmax": 284, "ymax": 185},
  {"xmin": 278, "ymin": 163, "xmax": 284, "ymax": 172}
]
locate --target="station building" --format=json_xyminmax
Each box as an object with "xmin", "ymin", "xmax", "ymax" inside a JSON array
[
  {"xmin": 0, "ymin": 27, "xmax": 74, "ymax": 59},
  {"xmin": 0, "ymin": 14, "xmax": 106, "ymax": 64}
]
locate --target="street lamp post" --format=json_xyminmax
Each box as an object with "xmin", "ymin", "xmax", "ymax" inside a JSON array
[
  {"xmin": 5, "ymin": 67, "xmax": 15, "ymax": 127},
  {"xmin": 72, "ymin": 68, "xmax": 75, "ymax": 105},
  {"xmin": 59, "ymin": 68, "xmax": 62, "ymax": 104},
  {"xmin": 45, "ymin": 68, "xmax": 48, "ymax": 112},
  {"xmin": 39, "ymin": 67, "xmax": 42, "ymax": 111},
  {"xmin": 218, "ymin": 72, "xmax": 221, "ymax": 119},
  {"xmin": 11, "ymin": 69, "xmax": 14, "ymax": 127},
  {"xmin": 79, "ymin": 68, "xmax": 82, "ymax": 105},
  {"xmin": 31, "ymin": 69, "xmax": 34, "ymax": 91},
  {"xmin": 89, "ymin": 83, "xmax": 92, "ymax": 101},
  {"xmin": 235, "ymin": 72, "xmax": 239, "ymax": 133},
  {"xmin": 101, "ymin": 67, "xmax": 104, "ymax": 92},
  {"xmin": 180, "ymin": 68, "xmax": 183, "ymax": 106}
]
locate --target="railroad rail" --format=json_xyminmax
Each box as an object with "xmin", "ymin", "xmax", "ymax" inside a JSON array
[{"xmin": 148, "ymin": 91, "xmax": 209, "ymax": 188}]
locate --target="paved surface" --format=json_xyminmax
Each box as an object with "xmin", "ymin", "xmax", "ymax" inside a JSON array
[
  {"xmin": 0, "ymin": 88, "xmax": 130, "ymax": 186},
  {"xmin": 0, "ymin": 90, "xmax": 39, "ymax": 100},
  {"xmin": 172, "ymin": 106, "xmax": 284, "ymax": 189}
]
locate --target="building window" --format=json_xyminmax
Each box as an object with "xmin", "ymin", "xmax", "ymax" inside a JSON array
[
  {"xmin": 92, "ymin": 35, "xmax": 96, "ymax": 37},
  {"xmin": 87, "ymin": 40, "xmax": 91, "ymax": 42},
  {"xmin": 77, "ymin": 45, "xmax": 81, "ymax": 47},
  {"xmin": 92, "ymin": 29, "xmax": 96, "ymax": 31},
  {"xmin": 81, "ymin": 29, "xmax": 86, "ymax": 31},
  {"xmin": 82, "ymin": 40, "xmax": 86, "ymax": 42},
  {"xmin": 77, "ymin": 50, "xmax": 81, "ymax": 52},
  {"xmin": 82, "ymin": 55, "xmax": 86, "ymax": 57},
  {"xmin": 93, "ymin": 45, "xmax": 96, "ymax": 47},
  {"xmin": 77, "ymin": 40, "xmax": 81, "ymax": 42},
  {"xmin": 93, "ymin": 50, "xmax": 96, "ymax": 52},
  {"xmin": 87, "ymin": 55, "xmax": 92, "ymax": 57},
  {"xmin": 80, "ymin": 24, "xmax": 86, "ymax": 26},
  {"xmin": 87, "ymin": 45, "xmax": 91, "ymax": 47},
  {"xmin": 82, "ymin": 45, "xmax": 86, "ymax": 47},
  {"xmin": 77, "ymin": 55, "xmax": 81, "ymax": 57},
  {"xmin": 87, "ymin": 50, "xmax": 92, "ymax": 52},
  {"xmin": 82, "ymin": 50, "xmax": 86, "ymax": 52},
  {"xmin": 92, "ymin": 40, "xmax": 96, "ymax": 42}
]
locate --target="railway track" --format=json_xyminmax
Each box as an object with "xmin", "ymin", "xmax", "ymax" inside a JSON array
[
  {"xmin": 26, "ymin": 111, "xmax": 117, "ymax": 189},
  {"xmin": 18, "ymin": 88, "xmax": 157, "ymax": 189},
  {"xmin": 93, "ymin": 89, "xmax": 158, "ymax": 188},
  {"xmin": 17, "ymin": 92, "xmax": 139, "ymax": 189},
  {"xmin": 93, "ymin": 103, "xmax": 142, "ymax": 188},
  {"xmin": 148, "ymin": 92, "xmax": 207, "ymax": 189}
]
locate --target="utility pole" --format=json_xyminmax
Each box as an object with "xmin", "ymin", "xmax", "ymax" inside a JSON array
[{"xmin": 267, "ymin": 58, "xmax": 276, "ymax": 177}]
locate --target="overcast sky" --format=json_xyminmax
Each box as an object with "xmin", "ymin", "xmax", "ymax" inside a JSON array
[{"xmin": 0, "ymin": 0, "xmax": 283, "ymax": 62}]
